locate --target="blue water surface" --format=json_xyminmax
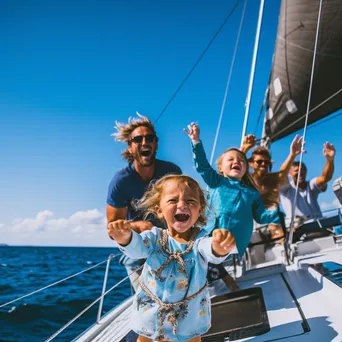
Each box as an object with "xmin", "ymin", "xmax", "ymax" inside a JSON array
[{"xmin": 0, "ymin": 246, "xmax": 131, "ymax": 342}]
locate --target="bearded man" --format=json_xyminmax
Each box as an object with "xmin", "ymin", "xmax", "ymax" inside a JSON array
[{"xmin": 106, "ymin": 114, "xmax": 181, "ymax": 290}]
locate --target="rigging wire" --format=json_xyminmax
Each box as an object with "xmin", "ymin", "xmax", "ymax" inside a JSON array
[
  {"xmin": 0, "ymin": 257, "xmax": 116, "ymax": 309},
  {"xmin": 266, "ymin": 87, "xmax": 342, "ymax": 143},
  {"xmin": 252, "ymin": 104, "xmax": 342, "ymax": 145},
  {"xmin": 154, "ymin": 0, "xmax": 242, "ymax": 125},
  {"xmin": 209, "ymin": 0, "xmax": 248, "ymax": 166},
  {"xmin": 288, "ymin": 0, "xmax": 324, "ymax": 245},
  {"xmin": 240, "ymin": 0, "xmax": 265, "ymax": 146},
  {"xmin": 45, "ymin": 265, "xmax": 143, "ymax": 342},
  {"xmin": 304, "ymin": 108, "xmax": 342, "ymax": 131}
]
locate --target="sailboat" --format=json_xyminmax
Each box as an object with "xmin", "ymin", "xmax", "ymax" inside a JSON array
[
  {"xmin": 3, "ymin": 0, "xmax": 342, "ymax": 341},
  {"xmin": 68, "ymin": 1, "xmax": 342, "ymax": 341}
]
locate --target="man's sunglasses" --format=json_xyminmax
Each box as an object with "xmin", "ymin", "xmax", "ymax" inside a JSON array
[
  {"xmin": 130, "ymin": 134, "xmax": 157, "ymax": 144},
  {"xmin": 254, "ymin": 159, "xmax": 271, "ymax": 166}
]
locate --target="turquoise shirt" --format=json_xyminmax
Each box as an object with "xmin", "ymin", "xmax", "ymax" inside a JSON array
[
  {"xmin": 192, "ymin": 141, "xmax": 280, "ymax": 256},
  {"xmin": 120, "ymin": 228, "xmax": 228, "ymax": 341}
]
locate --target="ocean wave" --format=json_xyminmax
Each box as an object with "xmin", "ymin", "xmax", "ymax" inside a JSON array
[
  {"xmin": 0, "ymin": 246, "xmax": 129, "ymax": 342},
  {"xmin": 0, "ymin": 284, "xmax": 15, "ymax": 294}
]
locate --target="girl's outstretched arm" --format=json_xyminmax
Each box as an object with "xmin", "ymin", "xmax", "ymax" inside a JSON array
[
  {"xmin": 108, "ymin": 221, "xmax": 158, "ymax": 259},
  {"xmin": 107, "ymin": 219, "xmax": 133, "ymax": 246},
  {"xmin": 184, "ymin": 122, "xmax": 221, "ymax": 188}
]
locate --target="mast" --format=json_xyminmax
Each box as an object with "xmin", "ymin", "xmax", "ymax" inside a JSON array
[{"xmin": 240, "ymin": 0, "xmax": 265, "ymax": 146}]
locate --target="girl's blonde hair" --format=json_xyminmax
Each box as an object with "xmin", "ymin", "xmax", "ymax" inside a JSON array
[
  {"xmin": 136, "ymin": 174, "xmax": 207, "ymax": 228},
  {"xmin": 111, "ymin": 114, "xmax": 157, "ymax": 163},
  {"xmin": 216, "ymin": 148, "xmax": 260, "ymax": 191}
]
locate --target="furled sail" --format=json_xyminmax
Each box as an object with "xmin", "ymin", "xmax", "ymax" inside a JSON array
[{"xmin": 264, "ymin": 0, "xmax": 342, "ymax": 143}]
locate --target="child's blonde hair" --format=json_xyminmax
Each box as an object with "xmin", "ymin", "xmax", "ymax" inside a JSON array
[
  {"xmin": 136, "ymin": 175, "xmax": 207, "ymax": 228},
  {"xmin": 111, "ymin": 114, "xmax": 157, "ymax": 163},
  {"xmin": 216, "ymin": 148, "xmax": 260, "ymax": 191}
]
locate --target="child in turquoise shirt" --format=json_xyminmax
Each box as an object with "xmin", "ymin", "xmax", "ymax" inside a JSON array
[{"xmin": 185, "ymin": 123, "xmax": 280, "ymax": 257}]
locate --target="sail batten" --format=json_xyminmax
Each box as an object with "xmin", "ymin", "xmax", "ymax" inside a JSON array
[{"xmin": 264, "ymin": 0, "xmax": 342, "ymax": 142}]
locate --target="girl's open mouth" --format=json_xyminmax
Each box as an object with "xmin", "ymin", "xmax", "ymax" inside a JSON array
[{"xmin": 174, "ymin": 213, "xmax": 190, "ymax": 222}]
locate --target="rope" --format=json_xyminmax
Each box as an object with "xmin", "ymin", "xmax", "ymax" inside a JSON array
[
  {"xmin": 139, "ymin": 278, "xmax": 207, "ymax": 336},
  {"xmin": 153, "ymin": 227, "xmax": 200, "ymax": 278},
  {"xmin": 45, "ymin": 265, "xmax": 143, "ymax": 342},
  {"xmin": 288, "ymin": 0, "xmax": 324, "ymax": 245},
  {"xmin": 138, "ymin": 227, "xmax": 204, "ymax": 337},
  {"xmin": 209, "ymin": 0, "xmax": 248, "ymax": 166},
  {"xmin": 154, "ymin": 0, "xmax": 242, "ymax": 124},
  {"xmin": 0, "ymin": 256, "xmax": 119, "ymax": 309}
]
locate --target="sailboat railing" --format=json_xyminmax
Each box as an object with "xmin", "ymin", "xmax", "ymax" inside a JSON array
[
  {"xmin": 0, "ymin": 252, "xmax": 139, "ymax": 341},
  {"xmin": 45, "ymin": 262, "xmax": 142, "ymax": 342},
  {"xmin": 0, "ymin": 256, "xmax": 116, "ymax": 309},
  {"xmin": 45, "ymin": 264, "xmax": 140, "ymax": 342},
  {"xmin": 97, "ymin": 254, "xmax": 116, "ymax": 323}
]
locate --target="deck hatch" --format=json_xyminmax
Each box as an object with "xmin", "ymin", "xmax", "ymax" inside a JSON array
[{"xmin": 202, "ymin": 287, "xmax": 269, "ymax": 341}]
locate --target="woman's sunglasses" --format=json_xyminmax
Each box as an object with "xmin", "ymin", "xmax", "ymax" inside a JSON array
[{"xmin": 130, "ymin": 134, "xmax": 157, "ymax": 144}]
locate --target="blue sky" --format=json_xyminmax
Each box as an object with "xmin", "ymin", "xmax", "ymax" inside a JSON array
[{"xmin": 1, "ymin": 0, "xmax": 341, "ymax": 246}]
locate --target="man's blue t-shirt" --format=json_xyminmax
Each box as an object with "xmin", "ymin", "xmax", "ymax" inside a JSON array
[
  {"xmin": 107, "ymin": 159, "xmax": 182, "ymax": 267},
  {"xmin": 107, "ymin": 159, "xmax": 182, "ymax": 221}
]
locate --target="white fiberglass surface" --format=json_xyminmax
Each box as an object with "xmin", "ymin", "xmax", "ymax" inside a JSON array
[{"xmin": 236, "ymin": 250, "xmax": 342, "ymax": 341}]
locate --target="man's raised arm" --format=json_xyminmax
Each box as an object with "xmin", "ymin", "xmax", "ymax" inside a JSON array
[
  {"xmin": 240, "ymin": 134, "xmax": 257, "ymax": 154},
  {"xmin": 278, "ymin": 135, "xmax": 304, "ymax": 182},
  {"xmin": 316, "ymin": 142, "xmax": 335, "ymax": 188}
]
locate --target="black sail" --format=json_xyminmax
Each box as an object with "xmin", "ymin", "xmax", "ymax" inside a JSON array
[{"xmin": 264, "ymin": 0, "xmax": 342, "ymax": 143}]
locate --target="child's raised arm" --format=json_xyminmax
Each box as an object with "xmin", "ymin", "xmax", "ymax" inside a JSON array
[
  {"xmin": 107, "ymin": 219, "xmax": 133, "ymax": 246},
  {"xmin": 184, "ymin": 122, "xmax": 200, "ymax": 144},
  {"xmin": 184, "ymin": 123, "xmax": 221, "ymax": 188},
  {"xmin": 211, "ymin": 229, "xmax": 236, "ymax": 256}
]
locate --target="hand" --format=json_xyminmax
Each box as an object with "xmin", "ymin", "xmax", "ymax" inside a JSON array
[
  {"xmin": 242, "ymin": 134, "xmax": 256, "ymax": 150},
  {"xmin": 107, "ymin": 220, "xmax": 132, "ymax": 246},
  {"xmin": 290, "ymin": 134, "xmax": 305, "ymax": 157},
  {"xmin": 184, "ymin": 122, "xmax": 200, "ymax": 143},
  {"xmin": 130, "ymin": 221, "xmax": 153, "ymax": 233},
  {"xmin": 323, "ymin": 142, "xmax": 335, "ymax": 160},
  {"xmin": 212, "ymin": 229, "xmax": 236, "ymax": 256}
]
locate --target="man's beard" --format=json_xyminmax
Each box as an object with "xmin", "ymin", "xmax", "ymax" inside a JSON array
[{"xmin": 131, "ymin": 150, "xmax": 157, "ymax": 167}]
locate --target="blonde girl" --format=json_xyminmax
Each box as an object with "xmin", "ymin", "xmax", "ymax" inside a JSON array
[{"xmin": 108, "ymin": 174, "xmax": 235, "ymax": 342}]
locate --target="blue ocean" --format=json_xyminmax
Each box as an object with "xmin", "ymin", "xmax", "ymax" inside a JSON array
[{"xmin": 0, "ymin": 246, "xmax": 131, "ymax": 342}]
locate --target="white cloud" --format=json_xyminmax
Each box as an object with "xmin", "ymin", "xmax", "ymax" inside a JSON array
[
  {"xmin": 320, "ymin": 198, "xmax": 341, "ymax": 210},
  {"xmin": 0, "ymin": 209, "xmax": 114, "ymax": 247}
]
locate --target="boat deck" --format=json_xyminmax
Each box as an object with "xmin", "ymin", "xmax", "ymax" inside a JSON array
[
  {"xmin": 237, "ymin": 247, "xmax": 342, "ymax": 341},
  {"xmin": 75, "ymin": 247, "xmax": 342, "ymax": 342}
]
